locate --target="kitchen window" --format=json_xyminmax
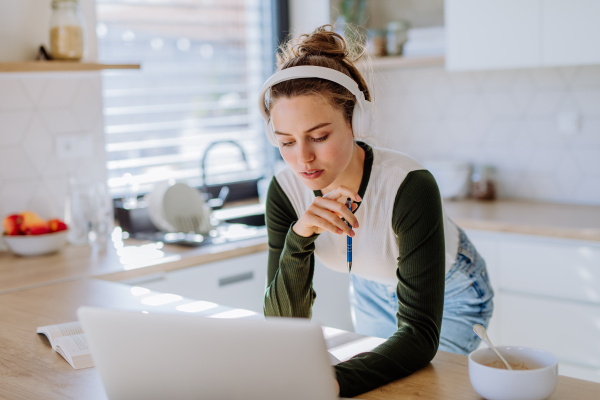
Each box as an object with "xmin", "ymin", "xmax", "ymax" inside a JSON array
[{"xmin": 96, "ymin": 0, "xmax": 278, "ymax": 199}]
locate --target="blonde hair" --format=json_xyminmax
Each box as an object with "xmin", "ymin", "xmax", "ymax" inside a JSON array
[{"xmin": 265, "ymin": 24, "xmax": 377, "ymax": 143}]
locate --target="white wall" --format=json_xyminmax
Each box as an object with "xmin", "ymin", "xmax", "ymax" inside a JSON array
[
  {"xmin": 0, "ymin": 1, "xmax": 105, "ymax": 250},
  {"xmin": 0, "ymin": 0, "xmax": 98, "ymax": 62},
  {"xmin": 370, "ymin": 64, "xmax": 600, "ymax": 205}
]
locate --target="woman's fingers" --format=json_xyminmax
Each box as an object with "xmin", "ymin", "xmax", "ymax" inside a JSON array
[
  {"xmin": 303, "ymin": 212, "xmax": 346, "ymax": 235},
  {"xmin": 309, "ymin": 203, "xmax": 355, "ymax": 237},
  {"xmin": 313, "ymin": 197, "xmax": 359, "ymax": 229},
  {"xmin": 322, "ymin": 185, "xmax": 362, "ymax": 203}
]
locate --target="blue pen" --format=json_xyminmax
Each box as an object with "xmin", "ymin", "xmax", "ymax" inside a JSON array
[{"xmin": 345, "ymin": 197, "xmax": 352, "ymax": 273}]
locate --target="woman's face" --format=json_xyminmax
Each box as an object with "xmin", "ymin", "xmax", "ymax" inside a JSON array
[{"xmin": 270, "ymin": 95, "xmax": 354, "ymax": 191}]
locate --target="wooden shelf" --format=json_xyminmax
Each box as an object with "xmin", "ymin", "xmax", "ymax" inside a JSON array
[
  {"xmin": 0, "ymin": 61, "xmax": 140, "ymax": 73},
  {"xmin": 358, "ymin": 55, "xmax": 445, "ymax": 70}
]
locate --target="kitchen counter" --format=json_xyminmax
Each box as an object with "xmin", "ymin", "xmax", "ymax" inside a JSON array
[
  {"xmin": 445, "ymin": 199, "xmax": 600, "ymax": 242},
  {"xmin": 1, "ymin": 278, "xmax": 598, "ymax": 400},
  {"xmin": 1, "ymin": 199, "xmax": 599, "ymax": 295},
  {"xmin": 0, "ymin": 234, "xmax": 268, "ymax": 294}
]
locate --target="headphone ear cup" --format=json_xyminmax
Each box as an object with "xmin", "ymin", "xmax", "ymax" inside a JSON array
[
  {"xmin": 265, "ymin": 119, "xmax": 278, "ymax": 147},
  {"xmin": 352, "ymin": 100, "xmax": 372, "ymax": 138}
]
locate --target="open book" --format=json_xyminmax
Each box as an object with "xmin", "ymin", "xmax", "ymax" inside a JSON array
[{"xmin": 37, "ymin": 321, "xmax": 93, "ymax": 370}]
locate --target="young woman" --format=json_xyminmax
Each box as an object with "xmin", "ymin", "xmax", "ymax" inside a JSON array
[{"xmin": 260, "ymin": 25, "xmax": 494, "ymax": 398}]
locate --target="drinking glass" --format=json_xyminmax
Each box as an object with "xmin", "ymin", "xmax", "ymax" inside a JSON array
[{"xmin": 65, "ymin": 178, "xmax": 113, "ymax": 249}]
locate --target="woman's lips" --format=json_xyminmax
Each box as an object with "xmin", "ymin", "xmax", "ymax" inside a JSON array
[{"xmin": 300, "ymin": 170, "xmax": 323, "ymax": 180}]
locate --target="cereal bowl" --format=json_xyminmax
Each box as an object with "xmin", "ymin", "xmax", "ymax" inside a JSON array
[{"xmin": 469, "ymin": 346, "xmax": 558, "ymax": 400}]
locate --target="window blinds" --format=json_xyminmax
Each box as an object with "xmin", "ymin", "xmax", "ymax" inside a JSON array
[{"xmin": 96, "ymin": 0, "xmax": 274, "ymax": 197}]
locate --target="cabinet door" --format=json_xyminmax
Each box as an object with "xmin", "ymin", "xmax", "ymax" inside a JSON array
[
  {"xmin": 311, "ymin": 258, "xmax": 353, "ymax": 332},
  {"xmin": 542, "ymin": 0, "xmax": 600, "ymax": 66},
  {"xmin": 496, "ymin": 236, "xmax": 600, "ymax": 304},
  {"xmin": 446, "ymin": 0, "xmax": 542, "ymax": 70},
  {"xmin": 499, "ymin": 292, "xmax": 600, "ymax": 369},
  {"xmin": 133, "ymin": 251, "xmax": 269, "ymax": 314}
]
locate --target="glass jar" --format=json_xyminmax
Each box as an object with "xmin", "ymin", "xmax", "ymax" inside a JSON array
[
  {"xmin": 386, "ymin": 20, "xmax": 410, "ymax": 56},
  {"xmin": 471, "ymin": 165, "xmax": 497, "ymax": 201},
  {"xmin": 50, "ymin": 0, "xmax": 86, "ymax": 60},
  {"xmin": 366, "ymin": 29, "xmax": 387, "ymax": 57}
]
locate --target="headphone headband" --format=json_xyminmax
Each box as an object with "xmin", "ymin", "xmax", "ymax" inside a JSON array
[{"xmin": 257, "ymin": 65, "xmax": 372, "ymax": 146}]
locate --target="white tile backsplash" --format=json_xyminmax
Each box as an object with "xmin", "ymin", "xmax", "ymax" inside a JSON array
[
  {"xmin": 572, "ymin": 90, "xmax": 600, "ymax": 116},
  {"xmin": 372, "ymin": 65, "xmax": 600, "ymax": 205},
  {"xmin": 0, "ymin": 72, "xmax": 107, "ymax": 233},
  {"xmin": 0, "ymin": 80, "xmax": 33, "ymax": 109},
  {"xmin": 39, "ymin": 78, "xmax": 81, "ymax": 108},
  {"xmin": 0, "ymin": 110, "xmax": 33, "ymax": 145},
  {"xmin": 21, "ymin": 116, "xmax": 53, "ymax": 174}
]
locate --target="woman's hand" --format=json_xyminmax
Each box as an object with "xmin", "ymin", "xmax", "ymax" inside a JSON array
[{"xmin": 292, "ymin": 185, "xmax": 361, "ymax": 238}]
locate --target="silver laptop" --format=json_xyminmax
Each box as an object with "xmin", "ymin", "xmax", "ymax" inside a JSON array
[{"xmin": 78, "ymin": 306, "xmax": 351, "ymax": 400}]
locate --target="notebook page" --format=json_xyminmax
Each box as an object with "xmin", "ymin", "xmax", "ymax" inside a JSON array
[
  {"xmin": 37, "ymin": 321, "xmax": 83, "ymax": 348},
  {"xmin": 54, "ymin": 334, "xmax": 93, "ymax": 369},
  {"xmin": 54, "ymin": 334, "xmax": 90, "ymax": 357}
]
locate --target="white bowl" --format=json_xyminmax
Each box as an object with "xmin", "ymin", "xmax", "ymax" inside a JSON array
[
  {"xmin": 469, "ymin": 346, "xmax": 558, "ymax": 400},
  {"xmin": 3, "ymin": 230, "xmax": 68, "ymax": 256},
  {"xmin": 422, "ymin": 160, "xmax": 472, "ymax": 200}
]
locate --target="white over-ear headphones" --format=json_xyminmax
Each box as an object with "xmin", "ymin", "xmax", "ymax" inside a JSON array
[{"xmin": 257, "ymin": 65, "xmax": 372, "ymax": 147}]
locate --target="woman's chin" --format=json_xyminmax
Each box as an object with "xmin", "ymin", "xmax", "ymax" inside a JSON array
[{"xmin": 297, "ymin": 171, "xmax": 332, "ymax": 191}]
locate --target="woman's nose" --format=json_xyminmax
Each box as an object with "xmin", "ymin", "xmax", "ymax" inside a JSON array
[{"xmin": 297, "ymin": 143, "xmax": 315, "ymax": 165}]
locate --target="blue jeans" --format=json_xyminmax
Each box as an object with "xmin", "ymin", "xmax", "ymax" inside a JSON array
[{"xmin": 349, "ymin": 227, "xmax": 494, "ymax": 355}]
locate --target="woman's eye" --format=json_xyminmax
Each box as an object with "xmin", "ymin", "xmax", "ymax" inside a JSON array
[
  {"xmin": 281, "ymin": 140, "xmax": 294, "ymax": 147},
  {"xmin": 313, "ymin": 134, "xmax": 329, "ymax": 142}
]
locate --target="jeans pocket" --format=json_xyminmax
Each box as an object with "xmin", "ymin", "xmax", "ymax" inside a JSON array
[{"xmin": 446, "ymin": 252, "xmax": 494, "ymax": 302}]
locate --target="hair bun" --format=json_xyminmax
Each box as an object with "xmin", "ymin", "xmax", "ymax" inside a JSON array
[{"xmin": 293, "ymin": 25, "xmax": 349, "ymax": 60}]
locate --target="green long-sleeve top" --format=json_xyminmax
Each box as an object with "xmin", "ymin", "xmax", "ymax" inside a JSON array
[{"xmin": 263, "ymin": 142, "xmax": 446, "ymax": 398}]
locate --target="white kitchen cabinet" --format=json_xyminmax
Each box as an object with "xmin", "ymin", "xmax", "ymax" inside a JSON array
[
  {"xmin": 128, "ymin": 252, "xmax": 269, "ymax": 314},
  {"xmin": 446, "ymin": 0, "xmax": 542, "ymax": 71},
  {"xmin": 541, "ymin": 0, "xmax": 600, "ymax": 66},
  {"xmin": 311, "ymin": 258, "xmax": 353, "ymax": 332},
  {"xmin": 465, "ymin": 228, "xmax": 600, "ymax": 383},
  {"xmin": 123, "ymin": 250, "xmax": 354, "ymax": 331},
  {"xmin": 499, "ymin": 293, "xmax": 600, "ymax": 368},
  {"xmin": 445, "ymin": 0, "xmax": 600, "ymax": 70}
]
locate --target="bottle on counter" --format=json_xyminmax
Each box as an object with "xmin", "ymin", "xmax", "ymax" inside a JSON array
[
  {"xmin": 471, "ymin": 164, "xmax": 497, "ymax": 201},
  {"xmin": 50, "ymin": 0, "xmax": 86, "ymax": 60}
]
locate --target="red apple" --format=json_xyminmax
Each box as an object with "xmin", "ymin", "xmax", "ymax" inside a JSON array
[
  {"xmin": 3, "ymin": 214, "xmax": 23, "ymax": 235},
  {"xmin": 19, "ymin": 211, "xmax": 49, "ymax": 235},
  {"xmin": 28, "ymin": 225, "xmax": 51, "ymax": 235},
  {"xmin": 48, "ymin": 219, "xmax": 68, "ymax": 233}
]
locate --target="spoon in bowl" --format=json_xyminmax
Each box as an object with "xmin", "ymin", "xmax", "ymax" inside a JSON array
[{"xmin": 473, "ymin": 324, "xmax": 513, "ymax": 370}]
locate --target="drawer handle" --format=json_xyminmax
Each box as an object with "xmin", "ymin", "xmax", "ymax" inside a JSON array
[
  {"xmin": 121, "ymin": 272, "xmax": 166, "ymax": 285},
  {"xmin": 219, "ymin": 271, "xmax": 254, "ymax": 287}
]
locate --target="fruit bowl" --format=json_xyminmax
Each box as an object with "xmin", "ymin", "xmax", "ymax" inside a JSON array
[{"xmin": 3, "ymin": 230, "xmax": 68, "ymax": 257}]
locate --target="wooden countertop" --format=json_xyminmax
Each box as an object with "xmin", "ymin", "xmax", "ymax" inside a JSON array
[
  {"xmin": 0, "ymin": 235, "xmax": 268, "ymax": 295},
  {"xmin": 444, "ymin": 199, "xmax": 600, "ymax": 242},
  {"xmin": 1, "ymin": 278, "xmax": 598, "ymax": 400}
]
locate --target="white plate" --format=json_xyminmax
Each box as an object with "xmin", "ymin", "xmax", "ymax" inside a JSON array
[{"xmin": 162, "ymin": 183, "xmax": 212, "ymax": 234}]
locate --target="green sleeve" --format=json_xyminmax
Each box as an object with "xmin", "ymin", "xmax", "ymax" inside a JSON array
[
  {"xmin": 263, "ymin": 176, "xmax": 318, "ymax": 318},
  {"xmin": 334, "ymin": 169, "xmax": 446, "ymax": 398}
]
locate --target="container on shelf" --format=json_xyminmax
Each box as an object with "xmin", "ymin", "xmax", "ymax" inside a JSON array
[
  {"xmin": 386, "ymin": 20, "xmax": 410, "ymax": 56},
  {"xmin": 471, "ymin": 164, "xmax": 497, "ymax": 201},
  {"xmin": 366, "ymin": 29, "xmax": 387, "ymax": 57},
  {"xmin": 50, "ymin": 0, "xmax": 86, "ymax": 60}
]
